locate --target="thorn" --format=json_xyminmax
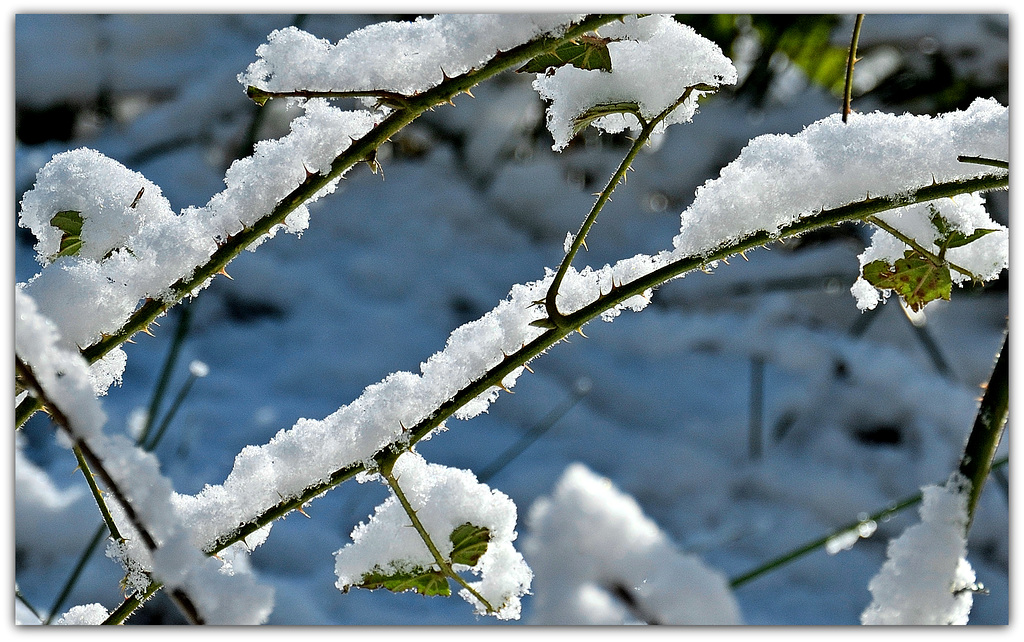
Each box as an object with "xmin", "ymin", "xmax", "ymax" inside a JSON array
[
  {"xmin": 141, "ymin": 326, "xmax": 155, "ymax": 337},
  {"xmin": 129, "ymin": 187, "xmax": 145, "ymax": 209},
  {"xmin": 126, "ymin": 338, "xmax": 136, "ymax": 344},
  {"xmin": 700, "ymin": 264, "xmax": 713, "ymax": 274},
  {"xmin": 581, "ymin": 238, "xmax": 589, "ymax": 251},
  {"xmin": 576, "ymin": 327, "xmax": 588, "ymax": 338},
  {"xmin": 498, "ymin": 382, "xmax": 513, "ymax": 394},
  {"xmin": 464, "ymin": 88, "xmax": 475, "ymax": 98},
  {"xmin": 296, "ymin": 506, "xmax": 311, "ymax": 518},
  {"xmin": 151, "ymin": 320, "xmax": 160, "ymax": 327},
  {"xmin": 523, "ymin": 363, "xmax": 534, "ymax": 374},
  {"xmin": 217, "ymin": 267, "xmax": 233, "ymax": 280},
  {"xmin": 740, "ymin": 250, "xmax": 749, "ymax": 261},
  {"xmin": 722, "ymin": 257, "xmax": 730, "ymax": 265}
]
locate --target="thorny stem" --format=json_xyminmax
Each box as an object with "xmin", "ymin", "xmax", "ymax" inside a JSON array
[
  {"xmin": 958, "ymin": 330, "xmax": 1008, "ymax": 532},
  {"xmin": 72, "ymin": 445, "xmax": 123, "ymax": 543},
  {"xmin": 543, "ymin": 86, "xmax": 701, "ymax": 327},
  {"xmin": 842, "ymin": 14, "xmax": 865, "ymax": 123},
  {"xmin": 202, "ymin": 170, "xmax": 1007, "ymax": 557},
  {"xmin": 958, "ymin": 155, "xmax": 1009, "ymax": 170},
  {"xmin": 378, "ymin": 455, "xmax": 495, "ymax": 613},
  {"xmin": 13, "ymin": 14, "xmax": 625, "ymax": 431},
  {"xmin": 246, "ymin": 86, "xmax": 413, "ymax": 110}
]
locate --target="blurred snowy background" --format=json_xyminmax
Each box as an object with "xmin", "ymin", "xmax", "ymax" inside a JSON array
[{"xmin": 13, "ymin": 13, "xmax": 1008, "ymax": 624}]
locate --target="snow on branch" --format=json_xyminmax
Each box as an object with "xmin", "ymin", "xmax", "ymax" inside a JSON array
[
  {"xmin": 532, "ymin": 14, "xmax": 738, "ymax": 150},
  {"xmin": 17, "ymin": 104, "xmax": 380, "ymax": 395},
  {"xmin": 15, "ymin": 289, "xmax": 274, "ymax": 624},
  {"xmin": 239, "ymin": 14, "xmax": 586, "ymax": 97},
  {"xmin": 861, "ymin": 473, "xmax": 978, "ymax": 625}
]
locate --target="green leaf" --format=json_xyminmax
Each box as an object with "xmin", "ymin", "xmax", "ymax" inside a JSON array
[
  {"xmin": 356, "ymin": 564, "xmax": 450, "ymax": 597},
  {"xmin": 49, "ymin": 210, "xmax": 84, "ymax": 260},
  {"xmin": 449, "ymin": 523, "xmax": 490, "ymax": 567},
  {"xmin": 246, "ymin": 85, "xmax": 270, "ymax": 106},
  {"xmin": 862, "ymin": 250, "xmax": 953, "ymax": 312},
  {"xmin": 517, "ymin": 35, "xmax": 614, "ymax": 74},
  {"xmin": 944, "ymin": 228, "xmax": 997, "ymax": 250}
]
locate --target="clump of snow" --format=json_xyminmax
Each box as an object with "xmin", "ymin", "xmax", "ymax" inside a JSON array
[
  {"xmin": 524, "ymin": 463, "xmax": 741, "ymax": 624},
  {"xmin": 239, "ymin": 14, "xmax": 584, "ymax": 98},
  {"xmin": 15, "ymin": 288, "xmax": 107, "ymax": 439},
  {"xmin": 335, "ymin": 451, "xmax": 531, "ymax": 620},
  {"xmin": 55, "ymin": 603, "xmax": 110, "ymax": 625},
  {"xmin": 533, "ymin": 14, "xmax": 737, "ymax": 150},
  {"xmin": 861, "ymin": 473, "xmax": 977, "ymax": 625},
  {"xmin": 672, "ymin": 98, "xmax": 1007, "ymax": 261}
]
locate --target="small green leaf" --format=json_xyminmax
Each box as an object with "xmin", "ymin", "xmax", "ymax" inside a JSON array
[
  {"xmin": 449, "ymin": 523, "xmax": 490, "ymax": 567},
  {"xmin": 517, "ymin": 35, "xmax": 614, "ymax": 74},
  {"xmin": 246, "ymin": 85, "xmax": 270, "ymax": 106},
  {"xmin": 945, "ymin": 228, "xmax": 997, "ymax": 250},
  {"xmin": 862, "ymin": 250, "xmax": 953, "ymax": 312},
  {"xmin": 50, "ymin": 210, "xmax": 84, "ymax": 259},
  {"xmin": 357, "ymin": 564, "xmax": 450, "ymax": 597}
]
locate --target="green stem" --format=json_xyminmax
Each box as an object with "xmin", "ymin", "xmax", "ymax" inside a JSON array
[
  {"xmin": 544, "ymin": 86, "xmax": 698, "ymax": 326},
  {"xmin": 379, "ymin": 455, "xmax": 495, "ymax": 613},
  {"xmin": 72, "ymin": 446, "xmax": 123, "ymax": 543},
  {"xmin": 103, "ymin": 580, "xmax": 162, "ymax": 625},
  {"xmin": 842, "ymin": 14, "xmax": 864, "ymax": 123},
  {"xmin": 958, "ymin": 330, "xmax": 1008, "ymax": 532},
  {"xmin": 138, "ymin": 305, "xmax": 192, "ymax": 447},
  {"xmin": 864, "ymin": 214, "xmax": 975, "ymax": 278},
  {"xmin": 143, "ymin": 372, "xmax": 199, "ymax": 452},
  {"xmin": 730, "ymin": 455, "xmax": 1009, "ymax": 589},
  {"xmin": 45, "ymin": 523, "xmax": 108, "ymax": 624}
]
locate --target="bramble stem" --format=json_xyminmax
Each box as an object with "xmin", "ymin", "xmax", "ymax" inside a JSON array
[
  {"xmin": 202, "ymin": 170, "xmax": 1007, "ymax": 557},
  {"xmin": 544, "ymin": 86, "xmax": 699, "ymax": 326},
  {"xmin": 14, "ymin": 356, "xmax": 204, "ymax": 625},
  {"xmin": 729, "ymin": 457, "xmax": 1008, "ymax": 589}
]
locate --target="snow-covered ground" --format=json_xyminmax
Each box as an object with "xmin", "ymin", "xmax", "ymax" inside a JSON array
[{"xmin": 12, "ymin": 13, "xmax": 1008, "ymax": 625}]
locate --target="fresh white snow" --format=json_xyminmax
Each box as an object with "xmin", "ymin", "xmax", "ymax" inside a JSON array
[{"xmin": 12, "ymin": 13, "xmax": 1009, "ymax": 626}]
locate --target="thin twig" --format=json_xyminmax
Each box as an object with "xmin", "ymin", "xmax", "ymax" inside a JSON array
[
  {"xmin": 842, "ymin": 14, "xmax": 865, "ymax": 123},
  {"xmin": 730, "ymin": 455, "xmax": 1009, "ymax": 588}
]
